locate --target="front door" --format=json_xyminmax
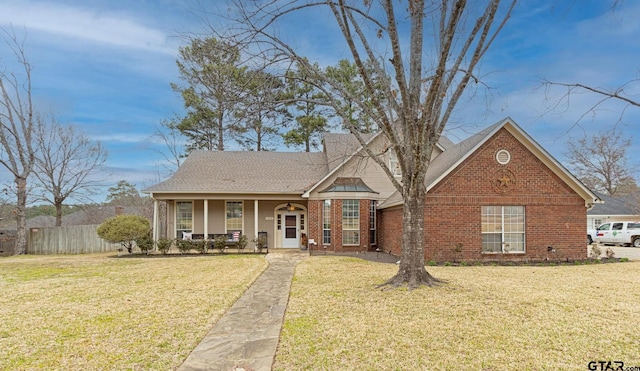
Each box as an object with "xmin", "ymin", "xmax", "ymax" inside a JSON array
[{"xmin": 282, "ymin": 213, "xmax": 299, "ymax": 248}]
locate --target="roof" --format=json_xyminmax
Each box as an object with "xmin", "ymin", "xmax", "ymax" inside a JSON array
[
  {"xmin": 144, "ymin": 150, "xmax": 328, "ymax": 194},
  {"xmin": 588, "ymin": 191, "xmax": 639, "ymax": 216},
  {"xmin": 323, "ymin": 132, "xmax": 377, "ymax": 171},
  {"xmin": 319, "ymin": 177, "xmax": 378, "ymax": 193}
]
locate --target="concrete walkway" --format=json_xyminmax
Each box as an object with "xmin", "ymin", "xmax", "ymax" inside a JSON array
[{"xmin": 178, "ymin": 250, "xmax": 307, "ymax": 371}]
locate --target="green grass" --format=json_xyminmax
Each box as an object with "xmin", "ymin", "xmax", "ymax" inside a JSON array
[
  {"xmin": 275, "ymin": 256, "xmax": 640, "ymax": 370},
  {"xmin": 0, "ymin": 253, "xmax": 267, "ymax": 370}
]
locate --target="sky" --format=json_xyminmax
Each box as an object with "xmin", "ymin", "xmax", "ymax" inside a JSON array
[{"xmin": 0, "ymin": 0, "xmax": 639, "ymax": 204}]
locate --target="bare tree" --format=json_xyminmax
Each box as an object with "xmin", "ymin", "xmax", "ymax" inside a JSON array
[
  {"xmin": 32, "ymin": 118, "xmax": 108, "ymax": 226},
  {"xmin": 219, "ymin": 0, "xmax": 516, "ymax": 288},
  {"xmin": 151, "ymin": 118, "xmax": 185, "ymax": 176},
  {"xmin": 0, "ymin": 29, "xmax": 37, "ymax": 254},
  {"xmin": 566, "ymin": 128, "xmax": 636, "ymax": 196}
]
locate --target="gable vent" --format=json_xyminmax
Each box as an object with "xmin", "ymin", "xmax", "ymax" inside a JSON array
[{"xmin": 496, "ymin": 149, "xmax": 511, "ymax": 165}]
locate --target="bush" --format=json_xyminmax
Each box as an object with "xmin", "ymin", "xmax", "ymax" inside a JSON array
[
  {"xmin": 176, "ymin": 239, "xmax": 193, "ymax": 254},
  {"xmin": 590, "ymin": 244, "xmax": 602, "ymax": 259},
  {"xmin": 252, "ymin": 235, "xmax": 267, "ymax": 253},
  {"xmin": 237, "ymin": 235, "xmax": 248, "ymax": 253},
  {"xmin": 605, "ymin": 247, "xmax": 615, "ymax": 259},
  {"xmin": 213, "ymin": 235, "xmax": 227, "ymax": 253},
  {"xmin": 135, "ymin": 232, "xmax": 154, "ymax": 255},
  {"xmin": 193, "ymin": 239, "xmax": 208, "ymax": 254},
  {"xmin": 156, "ymin": 238, "xmax": 172, "ymax": 254},
  {"xmin": 97, "ymin": 215, "xmax": 151, "ymax": 253}
]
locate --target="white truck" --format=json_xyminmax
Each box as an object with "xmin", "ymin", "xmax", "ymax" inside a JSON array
[{"xmin": 587, "ymin": 221, "xmax": 640, "ymax": 247}]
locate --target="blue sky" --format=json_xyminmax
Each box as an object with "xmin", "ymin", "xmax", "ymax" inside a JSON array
[{"xmin": 0, "ymin": 0, "xmax": 639, "ymax": 203}]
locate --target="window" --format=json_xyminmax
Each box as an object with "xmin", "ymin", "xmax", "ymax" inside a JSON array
[
  {"xmin": 342, "ymin": 200, "xmax": 360, "ymax": 245},
  {"xmin": 597, "ymin": 223, "xmax": 611, "ymax": 231},
  {"xmin": 226, "ymin": 201, "xmax": 243, "ymax": 232},
  {"xmin": 481, "ymin": 206, "xmax": 525, "ymax": 253},
  {"xmin": 369, "ymin": 200, "xmax": 377, "ymax": 245},
  {"xmin": 176, "ymin": 201, "xmax": 193, "ymax": 238},
  {"xmin": 629, "ymin": 223, "xmax": 640, "ymax": 230},
  {"xmin": 323, "ymin": 200, "xmax": 331, "ymax": 245},
  {"xmin": 612, "ymin": 223, "xmax": 623, "ymax": 230},
  {"xmin": 593, "ymin": 219, "xmax": 603, "ymax": 229},
  {"xmin": 496, "ymin": 149, "xmax": 511, "ymax": 165}
]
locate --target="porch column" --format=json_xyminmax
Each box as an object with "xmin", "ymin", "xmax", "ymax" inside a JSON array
[
  {"xmin": 152, "ymin": 198, "xmax": 159, "ymax": 242},
  {"xmin": 254, "ymin": 200, "xmax": 259, "ymax": 239},
  {"xmin": 204, "ymin": 199, "xmax": 209, "ymax": 238}
]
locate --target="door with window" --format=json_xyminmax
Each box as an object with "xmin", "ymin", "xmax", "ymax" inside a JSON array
[{"xmin": 282, "ymin": 213, "xmax": 299, "ymax": 248}]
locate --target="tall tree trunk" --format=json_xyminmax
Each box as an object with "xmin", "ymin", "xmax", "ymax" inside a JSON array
[
  {"xmin": 381, "ymin": 173, "xmax": 443, "ymax": 289},
  {"xmin": 217, "ymin": 113, "xmax": 224, "ymax": 151},
  {"xmin": 14, "ymin": 176, "xmax": 28, "ymax": 255},
  {"xmin": 55, "ymin": 201, "xmax": 63, "ymax": 227}
]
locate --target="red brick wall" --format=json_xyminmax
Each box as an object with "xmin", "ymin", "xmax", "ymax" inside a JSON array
[
  {"xmin": 308, "ymin": 198, "xmax": 374, "ymax": 252},
  {"xmin": 379, "ymin": 128, "xmax": 588, "ymax": 262}
]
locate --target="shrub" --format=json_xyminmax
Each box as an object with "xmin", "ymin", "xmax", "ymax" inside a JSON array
[
  {"xmin": 236, "ymin": 235, "xmax": 248, "ymax": 253},
  {"xmin": 252, "ymin": 235, "xmax": 267, "ymax": 253},
  {"xmin": 590, "ymin": 244, "xmax": 602, "ymax": 259},
  {"xmin": 176, "ymin": 239, "xmax": 193, "ymax": 254},
  {"xmin": 605, "ymin": 247, "xmax": 615, "ymax": 259},
  {"xmin": 135, "ymin": 232, "xmax": 154, "ymax": 255},
  {"xmin": 193, "ymin": 239, "xmax": 208, "ymax": 254},
  {"xmin": 156, "ymin": 238, "xmax": 172, "ymax": 254},
  {"xmin": 214, "ymin": 235, "xmax": 227, "ymax": 253},
  {"xmin": 97, "ymin": 215, "xmax": 151, "ymax": 253}
]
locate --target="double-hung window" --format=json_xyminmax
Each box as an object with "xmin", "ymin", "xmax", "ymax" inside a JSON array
[
  {"xmin": 342, "ymin": 200, "xmax": 360, "ymax": 245},
  {"xmin": 226, "ymin": 201, "xmax": 243, "ymax": 233},
  {"xmin": 369, "ymin": 200, "xmax": 377, "ymax": 245},
  {"xmin": 176, "ymin": 201, "xmax": 193, "ymax": 239},
  {"xmin": 481, "ymin": 206, "xmax": 525, "ymax": 253},
  {"xmin": 322, "ymin": 200, "xmax": 331, "ymax": 245}
]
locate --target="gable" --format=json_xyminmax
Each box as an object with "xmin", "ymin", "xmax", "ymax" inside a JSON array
[{"xmin": 429, "ymin": 128, "xmax": 579, "ymax": 197}]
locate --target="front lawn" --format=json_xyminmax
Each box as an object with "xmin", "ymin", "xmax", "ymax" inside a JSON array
[
  {"xmin": 275, "ymin": 257, "xmax": 640, "ymax": 370},
  {"xmin": 0, "ymin": 253, "xmax": 267, "ymax": 370}
]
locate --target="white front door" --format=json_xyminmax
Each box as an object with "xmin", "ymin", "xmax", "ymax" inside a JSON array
[{"xmin": 282, "ymin": 213, "xmax": 299, "ymax": 248}]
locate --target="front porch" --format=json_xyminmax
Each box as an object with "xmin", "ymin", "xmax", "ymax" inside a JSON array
[{"xmin": 151, "ymin": 198, "xmax": 309, "ymax": 250}]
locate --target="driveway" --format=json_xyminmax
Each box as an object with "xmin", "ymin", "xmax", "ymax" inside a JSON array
[{"xmin": 589, "ymin": 245, "xmax": 640, "ymax": 260}]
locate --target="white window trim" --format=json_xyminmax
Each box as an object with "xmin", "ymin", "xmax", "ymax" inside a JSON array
[
  {"xmin": 481, "ymin": 206, "xmax": 526, "ymax": 254},
  {"xmin": 342, "ymin": 200, "xmax": 360, "ymax": 246},
  {"xmin": 225, "ymin": 200, "xmax": 244, "ymax": 233},
  {"xmin": 175, "ymin": 200, "xmax": 193, "ymax": 239}
]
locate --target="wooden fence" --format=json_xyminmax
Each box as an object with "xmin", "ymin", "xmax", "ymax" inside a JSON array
[{"xmin": 28, "ymin": 225, "xmax": 121, "ymax": 255}]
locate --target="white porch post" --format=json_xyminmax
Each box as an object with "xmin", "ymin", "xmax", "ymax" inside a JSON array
[
  {"xmin": 254, "ymin": 200, "xmax": 259, "ymax": 239},
  {"xmin": 152, "ymin": 198, "xmax": 158, "ymax": 242},
  {"xmin": 204, "ymin": 199, "xmax": 209, "ymax": 238}
]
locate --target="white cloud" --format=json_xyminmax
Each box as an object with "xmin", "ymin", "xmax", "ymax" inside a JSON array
[{"xmin": 0, "ymin": 0, "xmax": 176, "ymax": 55}]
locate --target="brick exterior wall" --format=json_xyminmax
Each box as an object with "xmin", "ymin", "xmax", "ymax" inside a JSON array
[
  {"xmin": 308, "ymin": 199, "xmax": 374, "ymax": 252},
  {"xmin": 379, "ymin": 128, "xmax": 588, "ymax": 262}
]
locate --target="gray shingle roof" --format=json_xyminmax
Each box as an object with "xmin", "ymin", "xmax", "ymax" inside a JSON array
[
  {"xmin": 323, "ymin": 132, "xmax": 376, "ymax": 171},
  {"xmin": 588, "ymin": 191, "xmax": 639, "ymax": 216},
  {"xmin": 145, "ymin": 150, "xmax": 328, "ymax": 194}
]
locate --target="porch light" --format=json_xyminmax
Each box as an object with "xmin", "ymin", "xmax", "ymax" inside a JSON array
[{"xmin": 287, "ymin": 203, "xmax": 295, "ymax": 211}]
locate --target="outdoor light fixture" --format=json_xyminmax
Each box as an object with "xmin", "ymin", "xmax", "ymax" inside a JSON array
[{"xmin": 287, "ymin": 203, "xmax": 295, "ymax": 211}]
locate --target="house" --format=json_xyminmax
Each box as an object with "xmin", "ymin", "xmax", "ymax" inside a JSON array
[
  {"xmin": 587, "ymin": 191, "xmax": 640, "ymax": 230},
  {"xmin": 143, "ymin": 117, "xmax": 600, "ymax": 262}
]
